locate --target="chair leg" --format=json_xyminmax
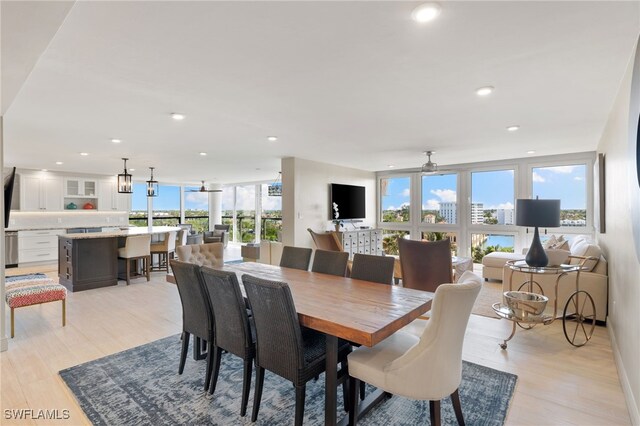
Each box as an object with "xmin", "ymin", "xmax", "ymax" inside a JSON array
[
  {"xmin": 125, "ymin": 258, "xmax": 131, "ymax": 285},
  {"xmin": 62, "ymin": 299, "xmax": 66, "ymax": 327},
  {"xmin": 251, "ymin": 366, "xmax": 265, "ymax": 422},
  {"xmin": 294, "ymin": 384, "xmax": 306, "ymax": 426},
  {"xmin": 451, "ymin": 389, "xmax": 465, "ymax": 426},
  {"xmin": 360, "ymin": 380, "xmax": 366, "ymax": 400},
  {"xmin": 348, "ymin": 376, "xmax": 359, "ymax": 426},
  {"xmin": 240, "ymin": 357, "xmax": 253, "ymax": 416},
  {"xmin": 204, "ymin": 342, "xmax": 215, "ymax": 391},
  {"xmin": 208, "ymin": 347, "xmax": 223, "ymax": 395},
  {"xmin": 179, "ymin": 332, "xmax": 190, "ymax": 374},
  {"xmin": 10, "ymin": 308, "xmax": 14, "ymax": 338},
  {"xmin": 145, "ymin": 255, "xmax": 151, "ymax": 281},
  {"xmin": 429, "ymin": 400, "xmax": 441, "ymax": 426}
]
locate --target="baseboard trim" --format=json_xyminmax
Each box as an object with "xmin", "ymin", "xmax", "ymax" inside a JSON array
[{"xmin": 608, "ymin": 321, "xmax": 640, "ymax": 425}]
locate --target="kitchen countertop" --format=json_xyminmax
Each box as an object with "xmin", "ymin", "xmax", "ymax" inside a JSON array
[
  {"xmin": 58, "ymin": 226, "xmax": 182, "ymax": 240},
  {"xmin": 8, "ymin": 225, "xmax": 125, "ymax": 232}
]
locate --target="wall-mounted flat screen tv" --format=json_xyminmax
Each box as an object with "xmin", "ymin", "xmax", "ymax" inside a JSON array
[{"xmin": 330, "ymin": 183, "xmax": 365, "ymax": 220}]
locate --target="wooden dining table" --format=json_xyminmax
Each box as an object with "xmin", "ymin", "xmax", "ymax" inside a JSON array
[{"xmin": 216, "ymin": 262, "xmax": 434, "ymax": 425}]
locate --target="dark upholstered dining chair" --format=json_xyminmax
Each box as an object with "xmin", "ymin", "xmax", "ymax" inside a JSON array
[
  {"xmin": 199, "ymin": 267, "xmax": 255, "ymax": 417},
  {"xmin": 350, "ymin": 253, "xmax": 395, "ymax": 285},
  {"xmin": 169, "ymin": 260, "xmax": 215, "ymax": 391},
  {"xmin": 398, "ymin": 238, "xmax": 453, "ymax": 292},
  {"xmin": 242, "ymin": 274, "xmax": 351, "ymax": 426},
  {"xmin": 279, "ymin": 246, "xmax": 313, "ymax": 271},
  {"xmin": 311, "ymin": 249, "xmax": 349, "ymax": 277},
  {"xmin": 307, "ymin": 228, "xmax": 343, "ymax": 251}
]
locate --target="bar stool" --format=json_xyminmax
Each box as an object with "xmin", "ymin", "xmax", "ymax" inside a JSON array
[
  {"xmin": 150, "ymin": 231, "xmax": 177, "ymax": 271},
  {"xmin": 117, "ymin": 234, "xmax": 151, "ymax": 285},
  {"xmin": 175, "ymin": 229, "xmax": 188, "ymax": 258}
]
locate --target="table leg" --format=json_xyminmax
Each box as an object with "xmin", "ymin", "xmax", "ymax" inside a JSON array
[
  {"xmin": 325, "ymin": 334, "xmax": 338, "ymax": 426},
  {"xmin": 500, "ymin": 321, "xmax": 517, "ymax": 350}
]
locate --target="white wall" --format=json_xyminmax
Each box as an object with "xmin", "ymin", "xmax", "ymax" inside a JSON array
[
  {"xmin": 596, "ymin": 40, "xmax": 640, "ymax": 425},
  {"xmin": 282, "ymin": 157, "xmax": 376, "ymax": 248}
]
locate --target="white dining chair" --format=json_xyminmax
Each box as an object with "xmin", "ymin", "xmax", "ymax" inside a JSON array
[{"xmin": 347, "ymin": 272, "xmax": 482, "ymax": 426}]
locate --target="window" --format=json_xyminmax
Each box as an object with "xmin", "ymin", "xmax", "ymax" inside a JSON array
[
  {"xmin": 471, "ymin": 170, "xmax": 515, "ymax": 225},
  {"xmin": 129, "ymin": 183, "xmax": 148, "ymax": 226},
  {"xmin": 421, "ymin": 174, "xmax": 457, "ymax": 224},
  {"xmin": 381, "ymin": 177, "xmax": 411, "ymax": 223},
  {"xmin": 471, "ymin": 233, "xmax": 515, "ymax": 263},
  {"xmin": 221, "ymin": 187, "xmax": 235, "ymax": 241},
  {"xmin": 236, "ymin": 185, "xmax": 256, "ymax": 243},
  {"xmin": 382, "ymin": 229, "xmax": 410, "ymax": 255},
  {"xmin": 261, "ymin": 184, "xmax": 282, "ymax": 241},
  {"xmin": 421, "ymin": 231, "xmax": 458, "ymax": 256},
  {"xmin": 184, "ymin": 187, "xmax": 209, "ymax": 233},
  {"xmin": 152, "ymin": 184, "xmax": 180, "ymax": 227},
  {"xmin": 532, "ymin": 164, "xmax": 587, "ymax": 227}
]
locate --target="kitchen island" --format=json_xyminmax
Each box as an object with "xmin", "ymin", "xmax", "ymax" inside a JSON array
[{"xmin": 58, "ymin": 226, "xmax": 180, "ymax": 292}]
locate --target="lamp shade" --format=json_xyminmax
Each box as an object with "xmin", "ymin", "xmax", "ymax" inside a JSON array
[{"xmin": 515, "ymin": 199, "xmax": 561, "ymax": 228}]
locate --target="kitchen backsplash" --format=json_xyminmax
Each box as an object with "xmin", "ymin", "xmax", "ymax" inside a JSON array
[{"xmin": 7, "ymin": 211, "xmax": 130, "ymax": 230}]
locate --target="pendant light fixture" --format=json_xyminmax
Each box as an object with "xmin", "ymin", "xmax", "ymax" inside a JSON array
[
  {"xmin": 117, "ymin": 158, "xmax": 133, "ymax": 194},
  {"xmin": 146, "ymin": 167, "xmax": 159, "ymax": 197}
]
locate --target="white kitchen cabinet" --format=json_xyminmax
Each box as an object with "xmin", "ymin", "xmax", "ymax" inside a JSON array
[
  {"xmin": 64, "ymin": 178, "xmax": 98, "ymax": 197},
  {"xmin": 19, "ymin": 174, "xmax": 64, "ymax": 211},
  {"xmin": 18, "ymin": 229, "xmax": 64, "ymax": 263},
  {"xmin": 98, "ymin": 179, "xmax": 131, "ymax": 212}
]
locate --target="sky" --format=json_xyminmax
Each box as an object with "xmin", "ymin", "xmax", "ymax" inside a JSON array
[{"xmin": 382, "ymin": 164, "xmax": 586, "ymax": 212}]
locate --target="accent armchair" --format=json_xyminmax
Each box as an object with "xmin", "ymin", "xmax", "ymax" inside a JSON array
[{"xmin": 203, "ymin": 224, "xmax": 230, "ymax": 247}]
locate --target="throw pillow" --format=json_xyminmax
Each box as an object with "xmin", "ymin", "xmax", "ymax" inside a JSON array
[
  {"xmin": 212, "ymin": 230, "xmax": 224, "ymax": 237},
  {"xmin": 569, "ymin": 241, "xmax": 602, "ymax": 271},
  {"xmin": 542, "ymin": 235, "xmax": 558, "ymax": 249},
  {"xmin": 552, "ymin": 240, "xmax": 569, "ymax": 251}
]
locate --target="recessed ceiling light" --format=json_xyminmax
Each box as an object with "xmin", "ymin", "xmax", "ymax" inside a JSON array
[
  {"xmin": 388, "ymin": 165, "xmax": 395, "ymax": 168},
  {"xmin": 411, "ymin": 2, "xmax": 442, "ymax": 23},
  {"xmin": 506, "ymin": 125, "xmax": 520, "ymax": 132},
  {"xmin": 41, "ymin": 169, "xmax": 48, "ymax": 172},
  {"xmin": 267, "ymin": 136, "xmax": 278, "ymax": 142},
  {"xmin": 527, "ymin": 150, "xmax": 536, "ymax": 155},
  {"xmin": 80, "ymin": 152, "xmax": 89, "ymax": 156},
  {"xmin": 475, "ymin": 86, "xmax": 494, "ymax": 96},
  {"xmin": 111, "ymin": 138, "xmax": 122, "ymax": 143},
  {"xmin": 55, "ymin": 161, "xmax": 63, "ymax": 165},
  {"xmin": 171, "ymin": 113, "xmax": 185, "ymax": 120},
  {"xmin": 199, "ymin": 152, "xmax": 207, "ymax": 156},
  {"xmin": 130, "ymin": 168, "xmax": 136, "ymax": 172}
]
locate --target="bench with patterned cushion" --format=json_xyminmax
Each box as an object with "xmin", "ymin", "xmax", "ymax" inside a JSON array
[{"xmin": 5, "ymin": 273, "xmax": 67, "ymax": 338}]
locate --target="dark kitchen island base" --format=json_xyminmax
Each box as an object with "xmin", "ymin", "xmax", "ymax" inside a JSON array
[{"xmin": 59, "ymin": 237, "xmax": 119, "ymax": 292}]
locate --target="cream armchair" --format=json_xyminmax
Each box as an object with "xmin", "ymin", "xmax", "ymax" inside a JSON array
[{"xmin": 258, "ymin": 241, "xmax": 283, "ymax": 265}]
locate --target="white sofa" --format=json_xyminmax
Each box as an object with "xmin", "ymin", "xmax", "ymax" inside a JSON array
[{"xmin": 501, "ymin": 236, "xmax": 608, "ymax": 322}]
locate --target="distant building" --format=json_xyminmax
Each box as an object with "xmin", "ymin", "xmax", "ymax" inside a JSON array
[
  {"xmin": 439, "ymin": 202, "xmax": 456, "ymax": 224},
  {"xmin": 497, "ymin": 208, "xmax": 514, "ymax": 225},
  {"xmin": 471, "ymin": 203, "xmax": 484, "ymax": 224},
  {"xmin": 423, "ymin": 214, "xmax": 436, "ymax": 224}
]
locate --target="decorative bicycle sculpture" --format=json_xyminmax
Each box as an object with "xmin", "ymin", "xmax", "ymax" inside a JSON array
[{"xmin": 492, "ymin": 256, "xmax": 597, "ymax": 349}]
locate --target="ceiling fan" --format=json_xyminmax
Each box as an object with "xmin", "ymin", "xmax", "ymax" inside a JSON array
[
  {"xmin": 186, "ymin": 180, "xmax": 223, "ymax": 193},
  {"xmin": 421, "ymin": 151, "xmax": 454, "ymax": 175}
]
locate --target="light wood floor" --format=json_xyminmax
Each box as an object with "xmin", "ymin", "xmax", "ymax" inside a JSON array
[{"xmin": 1, "ymin": 264, "xmax": 630, "ymax": 425}]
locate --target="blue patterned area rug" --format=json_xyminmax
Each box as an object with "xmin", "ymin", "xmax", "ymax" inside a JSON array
[{"xmin": 60, "ymin": 335, "xmax": 517, "ymax": 425}]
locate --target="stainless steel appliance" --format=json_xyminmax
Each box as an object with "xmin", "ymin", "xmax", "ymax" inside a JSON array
[{"xmin": 5, "ymin": 231, "xmax": 18, "ymax": 267}]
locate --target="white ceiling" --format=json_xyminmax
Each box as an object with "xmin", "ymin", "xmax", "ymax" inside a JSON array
[{"xmin": 3, "ymin": 1, "xmax": 639, "ymax": 185}]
